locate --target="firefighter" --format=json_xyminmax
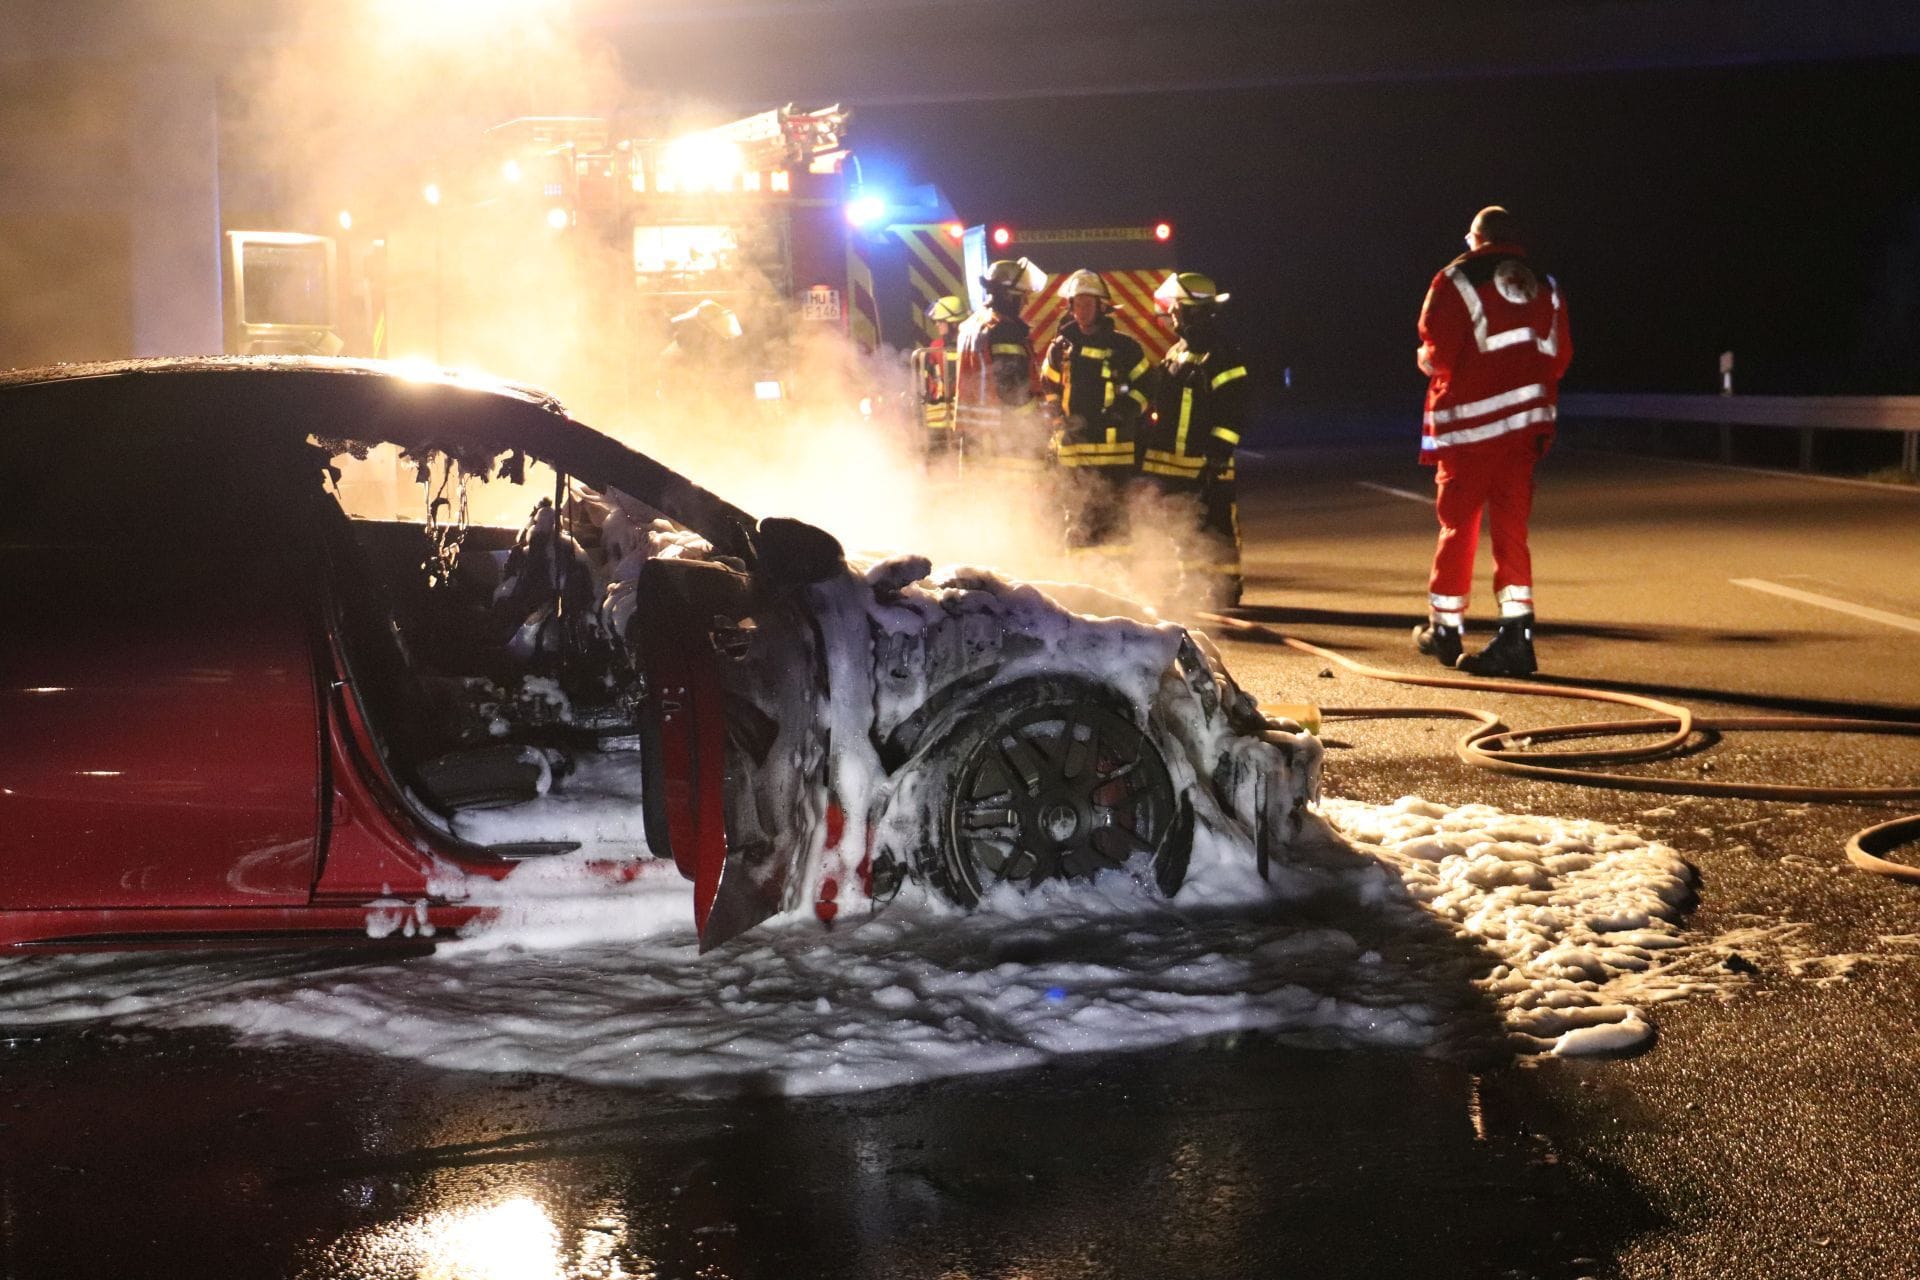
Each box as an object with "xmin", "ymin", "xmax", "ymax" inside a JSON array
[
  {"xmin": 1140, "ymin": 271, "xmax": 1249, "ymax": 607},
  {"xmin": 909, "ymin": 294, "xmax": 966, "ymax": 464},
  {"xmin": 1411, "ymin": 206, "xmax": 1572, "ymax": 676},
  {"xmin": 656, "ymin": 299, "xmax": 745, "ymax": 410},
  {"xmin": 955, "ymin": 258, "xmax": 1044, "ymax": 474},
  {"xmin": 1042, "ymin": 269, "xmax": 1150, "ymax": 551}
]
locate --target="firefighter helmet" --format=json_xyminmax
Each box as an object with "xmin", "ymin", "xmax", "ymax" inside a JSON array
[
  {"xmin": 1058, "ymin": 269, "xmax": 1111, "ymax": 303},
  {"xmin": 1153, "ymin": 272, "xmax": 1230, "ymax": 311},
  {"xmin": 926, "ymin": 294, "xmax": 967, "ymax": 323},
  {"xmin": 981, "ymin": 257, "xmax": 1045, "ymax": 295}
]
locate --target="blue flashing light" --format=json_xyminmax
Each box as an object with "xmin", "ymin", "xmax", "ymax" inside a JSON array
[
  {"xmin": 845, "ymin": 192, "xmax": 888, "ymax": 229},
  {"xmin": 1045, "ymin": 986, "xmax": 1068, "ymax": 1003}
]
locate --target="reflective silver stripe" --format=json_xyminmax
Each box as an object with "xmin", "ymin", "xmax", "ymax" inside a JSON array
[
  {"xmin": 1429, "ymin": 593, "xmax": 1468, "ymax": 611},
  {"xmin": 1422, "ymin": 404, "xmax": 1556, "ymax": 450},
  {"xmin": 1426, "ymin": 383, "xmax": 1548, "ymax": 426},
  {"xmin": 1495, "ymin": 585, "xmax": 1533, "ymax": 605},
  {"xmin": 1448, "ymin": 266, "xmax": 1556, "ymax": 355}
]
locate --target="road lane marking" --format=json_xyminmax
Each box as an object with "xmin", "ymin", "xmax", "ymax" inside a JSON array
[
  {"xmin": 1730, "ymin": 578, "xmax": 1920, "ymax": 635},
  {"xmin": 1357, "ymin": 480, "xmax": 1428, "ymax": 503}
]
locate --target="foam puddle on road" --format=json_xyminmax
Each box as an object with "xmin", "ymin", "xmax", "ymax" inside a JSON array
[{"xmin": 0, "ymin": 797, "xmax": 1717, "ymax": 1093}]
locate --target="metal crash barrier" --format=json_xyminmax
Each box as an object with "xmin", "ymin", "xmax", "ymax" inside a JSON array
[{"xmin": 1559, "ymin": 392, "xmax": 1920, "ymax": 478}]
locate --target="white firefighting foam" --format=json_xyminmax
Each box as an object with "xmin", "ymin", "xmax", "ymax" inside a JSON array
[
  {"xmin": 0, "ymin": 557, "xmax": 1704, "ymax": 1081},
  {"xmin": 0, "ymin": 795, "xmax": 1700, "ymax": 1088}
]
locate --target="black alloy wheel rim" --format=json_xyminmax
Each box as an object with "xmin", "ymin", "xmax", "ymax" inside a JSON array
[{"xmin": 947, "ymin": 703, "xmax": 1176, "ymax": 899}]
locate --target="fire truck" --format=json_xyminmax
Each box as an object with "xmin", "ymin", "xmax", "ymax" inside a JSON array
[{"xmin": 222, "ymin": 106, "xmax": 1180, "ymax": 418}]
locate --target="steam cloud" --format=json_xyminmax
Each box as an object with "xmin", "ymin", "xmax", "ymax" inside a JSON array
[{"xmin": 240, "ymin": 0, "xmax": 1213, "ymax": 610}]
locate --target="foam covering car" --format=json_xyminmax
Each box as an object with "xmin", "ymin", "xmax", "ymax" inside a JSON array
[{"xmin": 0, "ymin": 359, "xmax": 1319, "ymax": 951}]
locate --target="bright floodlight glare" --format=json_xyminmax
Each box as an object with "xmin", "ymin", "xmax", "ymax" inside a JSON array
[
  {"xmin": 337, "ymin": 210, "xmax": 353, "ymax": 231},
  {"xmin": 845, "ymin": 193, "xmax": 886, "ymax": 228},
  {"xmin": 502, "ymin": 159, "xmax": 523, "ymax": 184},
  {"xmin": 545, "ymin": 207, "xmax": 570, "ymax": 231},
  {"xmin": 661, "ymin": 135, "xmax": 745, "ymax": 193},
  {"xmin": 1154, "ymin": 221, "xmax": 1173, "ymax": 241},
  {"xmin": 753, "ymin": 380, "xmax": 784, "ymax": 401},
  {"xmin": 423, "ymin": 183, "xmax": 442, "ymax": 207}
]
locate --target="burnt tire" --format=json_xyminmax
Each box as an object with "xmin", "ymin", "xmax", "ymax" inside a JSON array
[{"xmin": 918, "ymin": 684, "xmax": 1192, "ymax": 907}]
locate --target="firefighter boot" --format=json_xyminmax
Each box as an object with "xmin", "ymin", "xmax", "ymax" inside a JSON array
[
  {"xmin": 1457, "ymin": 613, "xmax": 1537, "ymax": 677},
  {"xmin": 1412, "ymin": 619, "xmax": 1464, "ymax": 667}
]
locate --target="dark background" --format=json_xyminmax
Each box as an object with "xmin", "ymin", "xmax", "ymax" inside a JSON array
[{"xmin": 857, "ymin": 56, "xmax": 1920, "ymax": 398}]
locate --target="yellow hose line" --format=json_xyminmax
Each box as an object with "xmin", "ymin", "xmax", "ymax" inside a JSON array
[{"xmin": 1197, "ymin": 612, "xmax": 1920, "ymax": 879}]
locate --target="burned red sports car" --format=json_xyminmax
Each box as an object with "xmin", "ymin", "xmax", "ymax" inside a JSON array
[{"xmin": 0, "ymin": 358, "xmax": 1318, "ymax": 952}]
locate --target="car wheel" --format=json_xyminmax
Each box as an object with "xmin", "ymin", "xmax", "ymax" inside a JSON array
[{"xmin": 927, "ymin": 689, "xmax": 1192, "ymax": 907}]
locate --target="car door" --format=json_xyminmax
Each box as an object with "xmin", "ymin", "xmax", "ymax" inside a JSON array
[
  {"xmin": 0, "ymin": 409, "xmax": 322, "ymax": 910},
  {"xmin": 628, "ymin": 555, "xmax": 830, "ymax": 951}
]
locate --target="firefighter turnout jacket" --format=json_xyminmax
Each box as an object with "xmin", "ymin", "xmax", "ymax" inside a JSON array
[
  {"xmin": 1416, "ymin": 241, "xmax": 1573, "ymax": 464},
  {"xmin": 1042, "ymin": 315, "xmax": 1151, "ymax": 469},
  {"xmin": 948, "ymin": 310, "xmax": 1029, "ymax": 450},
  {"xmin": 1141, "ymin": 336, "xmax": 1249, "ymax": 484},
  {"xmin": 910, "ymin": 337, "xmax": 958, "ymax": 433}
]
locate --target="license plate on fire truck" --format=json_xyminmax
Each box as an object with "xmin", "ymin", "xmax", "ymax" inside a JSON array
[{"xmin": 802, "ymin": 286, "xmax": 842, "ymax": 320}]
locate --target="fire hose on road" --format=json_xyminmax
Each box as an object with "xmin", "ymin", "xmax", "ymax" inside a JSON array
[{"xmin": 1199, "ymin": 613, "xmax": 1920, "ymax": 884}]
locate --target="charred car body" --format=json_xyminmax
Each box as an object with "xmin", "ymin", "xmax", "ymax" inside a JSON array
[{"xmin": 0, "ymin": 359, "xmax": 1319, "ymax": 951}]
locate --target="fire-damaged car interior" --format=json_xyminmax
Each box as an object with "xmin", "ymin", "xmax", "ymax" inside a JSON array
[{"xmin": 0, "ymin": 359, "xmax": 841, "ymax": 949}]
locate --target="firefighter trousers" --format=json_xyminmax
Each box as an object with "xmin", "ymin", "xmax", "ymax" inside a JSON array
[
  {"xmin": 1429, "ymin": 432, "xmax": 1539, "ymax": 618},
  {"xmin": 1138, "ymin": 466, "xmax": 1242, "ymax": 606},
  {"xmin": 1058, "ymin": 463, "xmax": 1132, "ymax": 551}
]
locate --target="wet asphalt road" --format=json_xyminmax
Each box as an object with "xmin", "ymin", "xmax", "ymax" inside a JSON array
[{"xmin": 3, "ymin": 432, "xmax": 1918, "ymax": 1280}]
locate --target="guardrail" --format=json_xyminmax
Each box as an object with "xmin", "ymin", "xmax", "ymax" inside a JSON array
[{"xmin": 1558, "ymin": 392, "xmax": 1920, "ymax": 475}]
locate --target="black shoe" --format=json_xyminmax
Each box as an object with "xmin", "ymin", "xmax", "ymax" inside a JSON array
[
  {"xmin": 1457, "ymin": 613, "xmax": 1537, "ymax": 677},
  {"xmin": 1412, "ymin": 619, "xmax": 1464, "ymax": 667}
]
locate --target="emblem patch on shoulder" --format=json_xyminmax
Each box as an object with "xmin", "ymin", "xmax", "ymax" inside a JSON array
[{"xmin": 1494, "ymin": 259, "xmax": 1539, "ymax": 304}]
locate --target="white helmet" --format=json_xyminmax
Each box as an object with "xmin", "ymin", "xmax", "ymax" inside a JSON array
[
  {"xmin": 1152, "ymin": 272, "xmax": 1230, "ymax": 311},
  {"xmin": 1057, "ymin": 269, "xmax": 1111, "ymax": 303}
]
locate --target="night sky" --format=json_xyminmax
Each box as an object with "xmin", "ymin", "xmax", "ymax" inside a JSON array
[{"xmin": 858, "ymin": 55, "xmax": 1920, "ymax": 399}]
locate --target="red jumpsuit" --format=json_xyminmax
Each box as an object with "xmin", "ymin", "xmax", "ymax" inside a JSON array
[{"xmin": 1416, "ymin": 241, "xmax": 1572, "ymax": 624}]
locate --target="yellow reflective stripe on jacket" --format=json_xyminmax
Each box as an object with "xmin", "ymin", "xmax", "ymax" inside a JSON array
[
  {"xmin": 1142, "ymin": 448, "xmax": 1205, "ymax": 474},
  {"xmin": 1176, "ymin": 386, "xmax": 1194, "ymax": 456},
  {"xmin": 1041, "ymin": 365, "xmax": 1063, "ymax": 384},
  {"xmin": 1128, "ymin": 355, "xmax": 1152, "ymax": 382},
  {"xmin": 1212, "ymin": 427, "xmax": 1240, "ymax": 445},
  {"xmin": 1125, "ymin": 386, "xmax": 1147, "ymax": 408},
  {"xmin": 991, "ymin": 343, "xmax": 1028, "ymax": 356},
  {"xmin": 1077, "ymin": 346, "xmax": 1112, "ymax": 359},
  {"xmin": 1209, "ymin": 365, "xmax": 1248, "ymax": 391}
]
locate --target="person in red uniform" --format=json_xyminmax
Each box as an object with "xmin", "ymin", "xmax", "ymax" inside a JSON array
[{"xmin": 1411, "ymin": 206, "xmax": 1572, "ymax": 676}]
